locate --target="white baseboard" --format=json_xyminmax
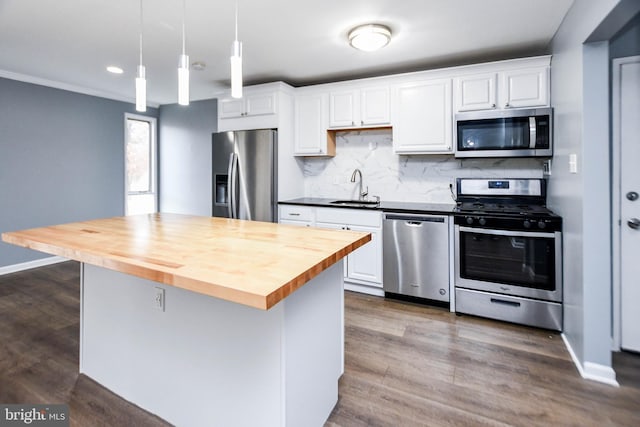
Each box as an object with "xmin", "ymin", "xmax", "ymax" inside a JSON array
[
  {"xmin": 562, "ymin": 333, "xmax": 619, "ymax": 387},
  {"xmin": 344, "ymin": 282, "xmax": 385, "ymax": 297},
  {"xmin": 0, "ymin": 256, "xmax": 68, "ymax": 276}
]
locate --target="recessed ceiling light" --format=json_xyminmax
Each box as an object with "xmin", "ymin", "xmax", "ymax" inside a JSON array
[
  {"xmin": 107, "ymin": 66, "xmax": 124, "ymax": 74},
  {"xmin": 348, "ymin": 24, "xmax": 391, "ymax": 52},
  {"xmin": 191, "ymin": 61, "xmax": 206, "ymax": 71}
]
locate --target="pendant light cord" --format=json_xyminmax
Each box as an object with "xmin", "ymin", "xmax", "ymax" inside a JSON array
[
  {"xmin": 138, "ymin": 0, "xmax": 143, "ymax": 65},
  {"xmin": 234, "ymin": 1, "xmax": 238, "ymax": 41},
  {"xmin": 182, "ymin": 0, "xmax": 186, "ymax": 55}
]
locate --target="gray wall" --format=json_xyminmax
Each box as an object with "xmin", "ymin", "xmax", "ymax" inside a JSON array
[
  {"xmin": 158, "ymin": 99, "xmax": 216, "ymax": 216},
  {"xmin": 610, "ymin": 13, "xmax": 640, "ymax": 58},
  {"xmin": 0, "ymin": 78, "xmax": 157, "ymax": 268},
  {"xmin": 548, "ymin": 0, "xmax": 640, "ymax": 372}
]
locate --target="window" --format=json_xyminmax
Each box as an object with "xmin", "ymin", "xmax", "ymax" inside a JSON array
[{"xmin": 125, "ymin": 114, "xmax": 157, "ymax": 215}]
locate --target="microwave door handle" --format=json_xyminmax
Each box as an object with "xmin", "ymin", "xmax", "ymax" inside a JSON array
[{"xmin": 529, "ymin": 117, "xmax": 537, "ymax": 149}]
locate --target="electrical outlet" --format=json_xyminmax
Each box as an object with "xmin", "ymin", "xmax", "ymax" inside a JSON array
[
  {"xmin": 154, "ymin": 287, "xmax": 165, "ymax": 311},
  {"xmin": 543, "ymin": 159, "xmax": 552, "ymax": 176}
]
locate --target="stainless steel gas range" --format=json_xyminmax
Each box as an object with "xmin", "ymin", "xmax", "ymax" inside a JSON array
[{"xmin": 453, "ymin": 178, "xmax": 562, "ymax": 331}]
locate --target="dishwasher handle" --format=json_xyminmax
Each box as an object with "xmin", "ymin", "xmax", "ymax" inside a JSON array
[{"xmin": 384, "ymin": 214, "xmax": 446, "ymax": 223}]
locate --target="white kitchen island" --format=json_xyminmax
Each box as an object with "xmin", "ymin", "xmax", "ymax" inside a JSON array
[{"xmin": 2, "ymin": 214, "xmax": 371, "ymax": 426}]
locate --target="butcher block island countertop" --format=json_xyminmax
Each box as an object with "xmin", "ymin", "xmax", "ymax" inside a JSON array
[{"xmin": 1, "ymin": 212, "xmax": 371, "ymax": 309}]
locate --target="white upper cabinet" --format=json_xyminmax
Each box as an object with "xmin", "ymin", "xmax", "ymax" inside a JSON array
[
  {"xmin": 391, "ymin": 78, "xmax": 453, "ymax": 154},
  {"xmin": 219, "ymin": 91, "xmax": 277, "ymax": 119},
  {"xmin": 456, "ymin": 73, "xmax": 497, "ymax": 112},
  {"xmin": 329, "ymin": 86, "xmax": 390, "ymax": 128},
  {"xmin": 500, "ymin": 67, "xmax": 549, "ymax": 109},
  {"xmin": 294, "ymin": 92, "xmax": 334, "ymax": 157},
  {"xmin": 455, "ymin": 65, "xmax": 549, "ymax": 112}
]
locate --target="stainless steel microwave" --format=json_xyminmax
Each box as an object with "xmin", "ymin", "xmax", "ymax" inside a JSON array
[{"xmin": 454, "ymin": 107, "xmax": 552, "ymax": 158}]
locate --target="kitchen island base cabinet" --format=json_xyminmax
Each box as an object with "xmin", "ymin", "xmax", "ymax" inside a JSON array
[{"xmin": 80, "ymin": 262, "xmax": 344, "ymax": 427}]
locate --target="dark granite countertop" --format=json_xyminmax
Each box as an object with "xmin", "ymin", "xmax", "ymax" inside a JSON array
[{"xmin": 278, "ymin": 197, "xmax": 457, "ymax": 215}]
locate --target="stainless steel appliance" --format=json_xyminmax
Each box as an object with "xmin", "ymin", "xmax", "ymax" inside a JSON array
[
  {"xmin": 383, "ymin": 213, "xmax": 450, "ymax": 303},
  {"xmin": 454, "ymin": 107, "xmax": 552, "ymax": 158},
  {"xmin": 453, "ymin": 178, "xmax": 562, "ymax": 330},
  {"xmin": 212, "ymin": 129, "xmax": 277, "ymax": 222}
]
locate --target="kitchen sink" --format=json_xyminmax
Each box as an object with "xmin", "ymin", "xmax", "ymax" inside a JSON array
[{"xmin": 330, "ymin": 199, "xmax": 380, "ymax": 208}]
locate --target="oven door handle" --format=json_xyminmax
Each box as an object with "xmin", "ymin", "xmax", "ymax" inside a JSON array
[{"xmin": 458, "ymin": 226, "xmax": 556, "ymax": 238}]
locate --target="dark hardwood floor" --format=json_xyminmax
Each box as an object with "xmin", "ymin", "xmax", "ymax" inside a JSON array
[{"xmin": 1, "ymin": 261, "xmax": 638, "ymax": 426}]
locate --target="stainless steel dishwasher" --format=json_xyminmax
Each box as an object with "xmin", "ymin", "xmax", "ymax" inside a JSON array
[{"xmin": 383, "ymin": 213, "xmax": 450, "ymax": 302}]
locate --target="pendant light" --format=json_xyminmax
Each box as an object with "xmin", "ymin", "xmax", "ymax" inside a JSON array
[
  {"xmin": 230, "ymin": 1, "xmax": 243, "ymax": 99},
  {"xmin": 135, "ymin": 0, "xmax": 146, "ymax": 112},
  {"xmin": 178, "ymin": 0, "xmax": 189, "ymax": 105}
]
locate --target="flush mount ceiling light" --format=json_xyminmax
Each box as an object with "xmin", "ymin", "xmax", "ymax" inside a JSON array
[{"xmin": 348, "ymin": 24, "xmax": 391, "ymax": 52}]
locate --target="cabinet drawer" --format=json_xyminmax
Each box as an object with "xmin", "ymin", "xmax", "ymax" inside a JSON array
[
  {"xmin": 315, "ymin": 208, "xmax": 381, "ymax": 228},
  {"xmin": 455, "ymin": 288, "xmax": 562, "ymax": 331},
  {"xmin": 279, "ymin": 205, "xmax": 314, "ymax": 222}
]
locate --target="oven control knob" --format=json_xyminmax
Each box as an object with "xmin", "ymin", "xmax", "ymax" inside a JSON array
[
  {"xmin": 466, "ymin": 217, "xmax": 474, "ymax": 225},
  {"xmin": 523, "ymin": 220, "xmax": 532, "ymax": 229},
  {"xmin": 478, "ymin": 218, "xmax": 487, "ymax": 226},
  {"xmin": 538, "ymin": 221, "xmax": 546, "ymax": 229}
]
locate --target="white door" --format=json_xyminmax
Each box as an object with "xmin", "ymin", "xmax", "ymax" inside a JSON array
[{"xmin": 618, "ymin": 57, "xmax": 640, "ymax": 352}]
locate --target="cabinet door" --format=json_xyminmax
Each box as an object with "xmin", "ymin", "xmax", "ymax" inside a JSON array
[
  {"xmin": 500, "ymin": 67, "xmax": 549, "ymax": 109},
  {"xmin": 294, "ymin": 93, "xmax": 331, "ymax": 156},
  {"xmin": 329, "ymin": 90, "xmax": 358, "ymax": 127},
  {"xmin": 245, "ymin": 92, "xmax": 277, "ymax": 116},
  {"xmin": 392, "ymin": 78, "xmax": 452, "ymax": 154},
  {"xmin": 456, "ymin": 73, "xmax": 497, "ymax": 112},
  {"xmin": 218, "ymin": 98, "xmax": 244, "ymax": 119},
  {"xmin": 346, "ymin": 225, "xmax": 382, "ymax": 285},
  {"xmin": 360, "ymin": 86, "xmax": 390, "ymax": 126},
  {"xmin": 315, "ymin": 221, "xmax": 348, "ymax": 277}
]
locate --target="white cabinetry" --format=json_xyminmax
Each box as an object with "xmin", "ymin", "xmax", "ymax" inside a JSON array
[
  {"xmin": 216, "ymin": 83, "xmax": 289, "ymax": 132},
  {"xmin": 329, "ymin": 86, "xmax": 390, "ymax": 128},
  {"xmin": 391, "ymin": 78, "xmax": 452, "ymax": 154},
  {"xmin": 456, "ymin": 73, "xmax": 497, "ymax": 112},
  {"xmin": 219, "ymin": 91, "xmax": 277, "ymax": 119},
  {"xmin": 456, "ymin": 66, "xmax": 549, "ymax": 112},
  {"xmin": 278, "ymin": 205, "xmax": 314, "ymax": 227},
  {"xmin": 278, "ymin": 205, "xmax": 383, "ymax": 296},
  {"xmin": 315, "ymin": 208, "xmax": 383, "ymax": 294},
  {"xmin": 294, "ymin": 92, "xmax": 334, "ymax": 156},
  {"xmin": 500, "ymin": 67, "xmax": 549, "ymax": 109}
]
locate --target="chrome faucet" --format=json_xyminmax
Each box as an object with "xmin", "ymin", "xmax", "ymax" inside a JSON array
[{"xmin": 350, "ymin": 168, "xmax": 368, "ymax": 201}]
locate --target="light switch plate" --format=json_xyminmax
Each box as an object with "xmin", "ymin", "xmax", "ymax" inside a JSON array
[{"xmin": 569, "ymin": 154, "xmax": 578, "ymax": 174}]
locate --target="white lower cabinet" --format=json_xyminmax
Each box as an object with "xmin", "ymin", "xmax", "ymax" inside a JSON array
[
  {"xmin": 278, "ymin": 205, "xmax": 314, "ymax": 227},
  {"xmin": 278, "ymin": 205, "xmax": 383, "ymax": 296}
]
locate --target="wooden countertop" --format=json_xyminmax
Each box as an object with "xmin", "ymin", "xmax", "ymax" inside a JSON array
[{"xmin": 2, "ymin": 213, "xmax": 371, "ymax": 310}]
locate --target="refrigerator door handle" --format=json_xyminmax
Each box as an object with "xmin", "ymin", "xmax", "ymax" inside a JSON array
[{"xmin": 227, "ymin": 152, "xmax": 237, "ymax": 218}]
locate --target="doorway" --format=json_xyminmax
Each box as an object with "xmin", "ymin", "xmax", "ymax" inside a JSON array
[{"xmin": 613, "ymin": 55, "xmax": 640, "ymax": 353}]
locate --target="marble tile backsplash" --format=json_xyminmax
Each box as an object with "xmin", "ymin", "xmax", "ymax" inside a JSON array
[{"xmin": 303, "ymin": 129, "xmax": 544, "ymax": 204}]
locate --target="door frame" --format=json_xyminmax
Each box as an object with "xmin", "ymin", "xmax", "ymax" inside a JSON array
[{"xmin": 611, "ymin": 55, "xmax": 640, "ymax": 351}]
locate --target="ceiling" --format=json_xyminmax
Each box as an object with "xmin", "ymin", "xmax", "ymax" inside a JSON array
[{"xmin": 0, "ymin": 0, "xmax": 574, "ymax": 107}]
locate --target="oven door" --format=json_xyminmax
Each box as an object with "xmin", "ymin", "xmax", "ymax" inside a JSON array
[{"xmin": 455, "ymin": 225, "xmax": 562, "ymax": 302}]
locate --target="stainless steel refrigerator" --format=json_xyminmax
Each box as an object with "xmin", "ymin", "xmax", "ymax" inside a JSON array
[{"xmin": 212, "ymin": 129, "xmax": 277, "ymax": 222}]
